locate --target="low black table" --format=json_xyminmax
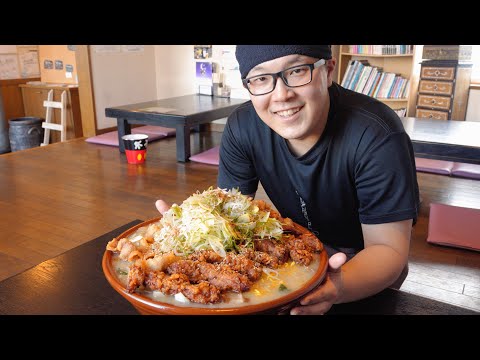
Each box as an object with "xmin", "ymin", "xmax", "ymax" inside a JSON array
[
  {"xmin": 0, "ymin": 221, "xmax": 477, "ymax": 315},
  {"xmin": 105, "ymin": 94, "xmax": 246, "ymax": 162},
  {"xmin": 402, "ymin": 117, "xmax": 480, "ymax": 164}
]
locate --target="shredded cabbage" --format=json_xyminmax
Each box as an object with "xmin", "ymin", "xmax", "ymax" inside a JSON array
[{"xmin": 153, "ymin": 187, "xmax": 284, "ymax": 257}]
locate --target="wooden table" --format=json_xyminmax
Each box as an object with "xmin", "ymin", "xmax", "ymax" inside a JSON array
[
  {"xmin": 105, "ymin": 94, "xmax": 246, "ymax": 162},
  {"xmin": 0, "ymin": 220, "xmax": 476, "ymax": 315},
  {"xmin": 1, "ymin": 136, "xmax": 480, "ymax": 312},
  {"xmin": 402, "ymin": 117, "xmax": 480, "ymax": 164}
]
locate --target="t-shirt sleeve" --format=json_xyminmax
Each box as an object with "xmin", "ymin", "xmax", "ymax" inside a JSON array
[
  {"xmin": 355, "ymin": 131, "xmax": 419, "ymax": 224},
  {"xmin": 217, "ymin": 111, "xmax": 259, "ymax": 195}
]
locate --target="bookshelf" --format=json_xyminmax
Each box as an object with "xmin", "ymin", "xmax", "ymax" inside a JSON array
[{"xmin": 337, "ymin": 45, "xmax": 423, "ymax": 117}]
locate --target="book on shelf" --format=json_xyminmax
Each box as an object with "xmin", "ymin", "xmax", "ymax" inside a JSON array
[
  {"xmin": 340, "ymin": 57, "xmax": 411, "ymax": 100},
  {"xmin": 355, "ymin": 66, "xmax": 373, "ymax": 93},
  {"xmin": 347, "ymin": 45, "xmax": 414, "ymax": 55},
  {"xmin": 367, "ymin": 69, "xmax": 383, "ymax": 97},
  {"xmin": 347, "ymin": 60, "xmax": 370, "ymax": 90},
  {"xmin": 361, "ymin": 67, "xmax": 378, "ymax": 95},
  {"xmin": 341, "ymin": 60, "xmax": 355, "ymax": 88},
  {"xmin": 372, "ymin": 72, "xmax": 386, "ymax": 98}
]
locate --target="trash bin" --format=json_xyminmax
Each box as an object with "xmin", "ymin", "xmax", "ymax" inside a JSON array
[
  {"xmin": 0, "ymin": 94, "xmax": 10, "ymax": 154},
  {"xmin": 8, "ymin": 117, "xmax": 44, "ymax": 152}
]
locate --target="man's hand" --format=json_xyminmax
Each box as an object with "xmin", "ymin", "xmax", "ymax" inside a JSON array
[
  {"xmin": 155, "ymin": 200, "xmax": 171, "ymax": 215},
  {"xmin": 290, "ymin": 252, "xmax": 347, "ymax": 315}
]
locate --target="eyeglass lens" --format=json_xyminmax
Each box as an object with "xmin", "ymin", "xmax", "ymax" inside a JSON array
[{"xmin": 246, "ymin": 64, "xmax": 313, "ymax": 95}]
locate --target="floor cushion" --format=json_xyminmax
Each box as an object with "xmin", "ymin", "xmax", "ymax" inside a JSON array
[
  {"xmin": 85, "ymin": 126, "xmax": 174, "ymax": 146},
  {"xmin": 427, "ymin": 202, "xmax": 480, "ymax": 252},
  {"xmin": 451, "ymin": 162, "xmax": 480, "ymax": 180},
  {"xmin": 189, "ymin": 146, "xmax": 220, "ymax": 165},
  {"xmin": 415, "ymin": 157, "xmax": 454, "ymax": 175}
]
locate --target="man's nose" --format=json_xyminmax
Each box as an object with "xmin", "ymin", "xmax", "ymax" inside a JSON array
[{"xmin": 271, "ymin": 76, "xmax": 291, "ymax": 99}]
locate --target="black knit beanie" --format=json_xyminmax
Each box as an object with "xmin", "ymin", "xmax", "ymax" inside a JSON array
[{"xmin": 236, "ymin": 45, "xmax": 332, "ymax": 79}]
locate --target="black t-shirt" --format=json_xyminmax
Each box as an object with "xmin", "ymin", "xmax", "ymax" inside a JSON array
[{"xmin": 218, "ymin": 82, "xmax": 420, "ymax": 251}]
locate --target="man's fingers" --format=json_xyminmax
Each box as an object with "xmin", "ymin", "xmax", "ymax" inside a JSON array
[
  {"xmin": 155, "ymin": 200, "xmax": 171, "ymax": 215},
  {"xmin": 328, "ymin": 252, "xmax": 347, "ymax": 272},
  {"xmin": 291, "ymin": 300, "xmax": 332, "ymax": 315}
]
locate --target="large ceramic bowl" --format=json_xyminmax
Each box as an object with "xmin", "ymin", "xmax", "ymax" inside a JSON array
[{"xmin": 102, "ymin": 217, "xmax": 328, "ymax": 315}]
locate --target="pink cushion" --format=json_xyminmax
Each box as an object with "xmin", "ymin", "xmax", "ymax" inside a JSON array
[
  {"xmin": 85, "ymin": 129, "xmax": 167, "ymax": 146},
  {"xmin": 451, "ymin": 162, "xmax": 480, "ymax": 180},
  {"xmin": 189, "ymin": 146, "xmax": 220, "ymax": 165},
  {"xmin": 415, "ymin": 157, "xmax": 454, "ymax": 175},
  {"xmin": 427, "ymin": 203, "xmax": 480, "ymax": 252}
]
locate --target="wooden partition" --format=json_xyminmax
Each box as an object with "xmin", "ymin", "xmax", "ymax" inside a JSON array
[
  {"xmin": 38, "ymin": 45, "xmax": 78, "ymax": 85},
  {"xmin": 0, "ymin": 77, "xmax": 40, "ymax": 128}
]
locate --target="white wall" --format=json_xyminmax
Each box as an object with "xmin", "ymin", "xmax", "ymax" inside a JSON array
[
  {"xmin": 90, "ymin": 45, "xmax": 157, "ymax": 129},
  {"xmin": 465, "ymin": 88, "xmax": 480, "ymax": 122},
  {"xmin": 154, "ymin": 45, "xmax": 196, "ymax": 99},
  {"xmin": 0, "ymin": 45, "xmax": 17, "ymax": 53},
  {"xmin": 88, "ymin": 45, "xmax": 250, "ymax": 130}
]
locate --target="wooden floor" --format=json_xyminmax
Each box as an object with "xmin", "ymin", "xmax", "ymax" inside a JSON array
[
  {"xmin": 401, "ymin": 172, "xmax": 480, "ymax": 312},
  {"xmin": 0, "ymin": 131, "xmax": 479, "ymax": 312}
]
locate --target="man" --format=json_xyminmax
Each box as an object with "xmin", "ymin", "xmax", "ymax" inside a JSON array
[{"xmin": 157, "ymin": 45, "xmax": 419, "ymax": 315}]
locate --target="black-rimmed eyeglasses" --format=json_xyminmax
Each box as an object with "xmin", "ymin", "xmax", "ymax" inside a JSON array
[{"xmin": 242, "ymin": 59, "xmax": 326, "ymax": 96}]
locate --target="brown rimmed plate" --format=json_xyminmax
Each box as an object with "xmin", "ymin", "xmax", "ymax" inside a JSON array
[{"xmin": 102, "ymin": 217, "xmax": 328, "ymax": 315}]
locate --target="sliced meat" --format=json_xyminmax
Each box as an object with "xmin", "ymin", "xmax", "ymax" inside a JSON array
[
  {"xmin": 167, "ymin": 260, "xmax": 251, "ymax": 292},
  {"xmin": 181, "ymin": 281, "xmax": 222, "ymax": 304},
  {"xmin": 238, "ymin": 246, "xmax": 280, "ymax": 268},
  {"xmin": 253, "ymin": 239, "xmax": 289, "ymax": 264},
  {"xmin": 222, "ymin": 253, "xmax": 263, "ymax": 281},
  {"xmin": 187, "ymin": 250, "xmax": 223, "ymax": 263}
]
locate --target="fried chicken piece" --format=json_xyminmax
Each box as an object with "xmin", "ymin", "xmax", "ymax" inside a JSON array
[
  {"xmin": 144, "ymin": 223, "xmax": 161, "ymax": 244},
  {"xmin": 282, "ymin": 235, "xmax": 314, "ymax": 266},
  {"xmin": 187, "ymin": 250, "xmax": 223, "ymax": 263},
  {"xmin": 166, "ymin": 260, "xmax": 203, "ymax": 281},
  {"xmin": 299, "ymin": 233, "xmax": 323, "ymax": 252},
  {"xmin": 181, "ymin": 281, "xmax": 222, "ymax": 304},
  {"xmin": 144, "ymin": 270, "xmax": 222, "ymax": 304},
  {"xmin": 145, "ymin": 251, "xmax": 180, "ymax": 272},
  {"xmin": 127, "ymin": 264, "xmax": 146, "ymax": 293},
  {"xmin": 144, "ymin": 271, "xmax": 189, "ymax": 295},
  {"xmin": 252, "ymin": 199, "xmax": 283, "ymax": 220},
  {"xmin": 207, "ymin": 264, "xmax": 252, "ymax": 292},
  {"xmin": 106, "ymin": 237, "xmax": 119, "ymax": 251},
  {"xmin": 238, "ymin": 247, "xmax": 280, "ymax": 268},
  {"xmin": 118, "ymin": 238, "xmax": 137, "ymax": 261},
  {"xmin": 288, "ymin": 248, "xmax": 313, "ymax": 266},
  {"xmin": 222, "ymin": 253, "xmax": 263, "ymax": 281},
  {"xmin": 281, "ymin": 217, "xmax": 299, "ymax": 234},
  {"xmin": 167, "ymin": 260, "xmax": 251, "ymax": 292},
  {"xmin": 253, "ymin": 239, "xmax": 289, "ymax": 265}
]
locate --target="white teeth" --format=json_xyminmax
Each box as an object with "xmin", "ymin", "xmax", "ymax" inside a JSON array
[{"xmin": 276, "ymin": 108, "xmax": 300, "ymax": 117}]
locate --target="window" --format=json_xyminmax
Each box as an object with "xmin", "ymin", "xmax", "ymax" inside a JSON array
[{"xmin": 469, "ymin": 45, "xmax": 480, "ymax": 84}]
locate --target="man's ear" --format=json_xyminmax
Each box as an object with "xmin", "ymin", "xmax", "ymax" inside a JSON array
[{"xmin": 326, "ymin": 58, "xmax": 336, "ymax": 85}]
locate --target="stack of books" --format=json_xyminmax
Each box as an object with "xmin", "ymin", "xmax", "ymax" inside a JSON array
[{"xmin": 340, "ymin": 60, "xmax": 410, "ymax": 99}]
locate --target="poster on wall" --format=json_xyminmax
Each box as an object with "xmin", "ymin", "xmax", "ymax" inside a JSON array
[
  {"xmin": 93, "ymin": 45, "xmax": 121, "ymax": 53},
  {"xmin": 194, "ymin": 45, "xmax": 212, "ymax": 59},
  {"xmin": 17, "ymin": 46, "xmax": 40, "ymax": 78},
  {"xmin": 121, "ymin": 45, "xmax": 144, "ymax": 53},
  {"xmin": 0, "ymin": 54, "xmax": 20, "ymax": 79},
  {"xmin": 44, "ymin": 59, "xmax": 53, "ymax": 69},
  {"xmin": 195, "ymin": 61, "xmax": 213, "ymax": 95},
  {"xmin": 55, "ymin": 60, "xmax": 64, "ymax": 70}
]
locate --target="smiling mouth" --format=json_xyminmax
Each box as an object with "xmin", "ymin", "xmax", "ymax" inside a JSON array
[{"xmin": 274, "ymin": 107, "xmax": 302, "ymax": 118}]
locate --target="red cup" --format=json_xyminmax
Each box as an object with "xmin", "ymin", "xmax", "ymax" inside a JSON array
[{"xmin": 122, "ymin": 134, "xmax": 148, "ymax": 164}]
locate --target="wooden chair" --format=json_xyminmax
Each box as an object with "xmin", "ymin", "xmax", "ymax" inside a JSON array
[{"xmin": 41, "ymin": 89, "xmax": 67, "ymax": 146}]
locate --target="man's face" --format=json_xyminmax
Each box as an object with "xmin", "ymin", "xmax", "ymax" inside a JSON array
[{"xmin": 246, "ymin": 54, "xmax": 335, "ymax": 147}]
